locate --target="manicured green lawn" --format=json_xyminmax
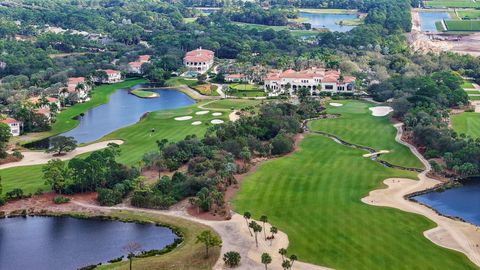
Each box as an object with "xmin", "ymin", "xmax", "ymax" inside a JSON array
[
  {"xmin": 233, "ymin": 134, "xmax": 477, "ymax": 270},
  {"xmin": 462, "ymin": 80, "xmax": 475, "ymax": 89},
  {"xmin": 308, "ymin": 100, "xmax": 424, "ymax": 169},
  {"xmin": 445, "ymin": 20, "xmax": 480, "ymax": 31},
  {"xmin": 451, "ymin": 112, "xmax": 480, "ymax": 138},
  {"xmin": 165, "ymin": 77, "xmax": 199, "ymax": 87},
  {"xmin": 469, "ymin": 95, "xmax": 480, "ymax": 100},
  {"xmin": 201, "ymin": 99, "xmax": 262, "ymax": 110},
  {"xmin": 426, "ymin": 0, "xmax": 480, "ymax": 8},
  {"xmin": 229, "ymin": 83, "xmax": 261, "ymax": 91},
  {"xmin": 457, "ymin": 9, "xmax": 480, "ymax": 19},
  {"xmin": 131, "ymin": 89, "xmax": 158, "ymax": 98},
  {"xmin": 1, "ymin": 165, "xmax": 46, "ymax": 194}
]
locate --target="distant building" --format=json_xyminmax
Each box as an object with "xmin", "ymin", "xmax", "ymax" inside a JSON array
[
  {"xmin": 128, "ymin": 55, "xmax": 152, "ymax": 74},
  {"xmin": 28, "ymin": 96, "xmax": 61, "ymax": 110},
  {"xmin": 34, "ymin": 107, "xmax": 52, "ymax": 121},
  {"xmin": 1, "ymin": 117, "xmax": 22, "ymax": 136},
  {"xmin": 183, "ymin": 48, "xmax": 214, "ymax": 74},
  {"xmin": 92, "ymin": 69, "xmax": 123, "ymax": 84},
  {"xmin": 225, "ymin": 73, "xmax": 247, "ymax": 83},
  {"xmin": 63, "ymin": 77, "xmax": 91, "ymax": 100},
  {"xmin": 263, "ymin": 67, "xmax": 356, "ymax": 96}
]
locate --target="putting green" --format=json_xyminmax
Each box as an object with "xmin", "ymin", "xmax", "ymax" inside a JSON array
[{"xmin": 232, "ymin": 134, "xmax": 476, "ymax": 270}]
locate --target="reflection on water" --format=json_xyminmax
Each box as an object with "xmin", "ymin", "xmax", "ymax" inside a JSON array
[{"xmin": 299, "ymin": 12, "xmax": 358, "ymax": 32}]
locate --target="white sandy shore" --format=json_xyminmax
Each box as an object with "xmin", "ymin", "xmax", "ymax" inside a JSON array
[
  {"xmin": 362, "ymin": 123, "xmax": 480, "ymax": 267},
  {"xmin": 191, "ymin": 121, "xmax": 202, "ymax": 125},
  {"xmin": 195, "ymin": 110, "xmax": 209, "ymax": 115},
  {"xmin": 212, "ymin": 112, "xmax": 222, "ymax": 116},
  {"xmin": 369, "ymin": 106, "xmax": 393, "ymax": 116},
  {"xmin": 1, "ymin": 140, "xmax": 124, "ymax": 169},
  {"xmin": 174, "ymin": 116, "xmax": 193, "ymax": 121},
  {"xmin": 329, "ymin": 102, "xmax": 343, "ymax": 107}
]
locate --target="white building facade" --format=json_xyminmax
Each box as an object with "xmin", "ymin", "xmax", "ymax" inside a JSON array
[
  {"xmin": 1, "ymin": 118, "xmax": 22, "ymax": 136},
  {"xmin": 264, "ymin": 67, "xmax": 356, "ymax": 96},
  {"xmin": 183, "ymin": 48, "xmax": 214, "ymax": 74}
]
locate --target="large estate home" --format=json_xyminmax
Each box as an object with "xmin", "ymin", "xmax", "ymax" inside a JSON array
[
  {"xmin": 92, "ymin": 69, "xmax": 123, "ymax": 84},
  {"xmin": 183, "ymin": 48, "xmax": 214, "ymax": 74},
  {"xmin": 128, "ymin": 55, "xmax": 151, "ymax": 74},
  {"xmin": 1, "ymin": 117, "xmax": 22, "ymax": 136},
  {"xmin": 28, "ymin": 96, "xmax": 61, "ymax": 110},
  {"xmin": 62, "ymin": 77, "xmax": 91, "ymax": 101},
  {"xmin": 264, "ymin": 67, "xmax": 356, "ymax": 96}
]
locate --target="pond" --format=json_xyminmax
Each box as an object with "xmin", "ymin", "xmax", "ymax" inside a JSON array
[
  {"xmin": 26, "ymin": 86, "xmax": 195, "ymax": 148},
  {"xmin": 0, "ymin": 216, "xmax": 177, "ymax": 270},
  {"xmin": 298, "ymin": 12, "xmax": 358, "ymax": 32},
  {"xmin": 419, "ymin": 11, "xmax": 450, "ymax": 32},
  {"xmin": 413, "ymin": 178, "xmax": 480, "ymax": 226}
]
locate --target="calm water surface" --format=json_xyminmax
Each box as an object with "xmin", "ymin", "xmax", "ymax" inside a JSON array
[
  {"xmin": 0, "ymin": 216, "xmax": 177, "ymax": 270},
  {"xmin": 419, "ymin": 11, "xmax": 450, "ymax": 32},
  {"xmin": 299, "ymin": 12, "xmax": 357, "ymax": 32},
  {"xmin": 61, "ymin": 88, "xmax": 195, "ymax": 144},
  {"xmin": 414, "ymin": 179, "xmax": 480, "ymax": 225}
]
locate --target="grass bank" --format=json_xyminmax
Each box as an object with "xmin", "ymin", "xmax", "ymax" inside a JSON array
[{"xmin": 131, "ymin": 89, "xmax": 159, "ymax": 98}]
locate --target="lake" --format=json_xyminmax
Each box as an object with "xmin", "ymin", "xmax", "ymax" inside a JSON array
[
  {"xmin": 413, "ymin": 178, "xmax": 480, "ymax": 226},
  {"xmin": 298, "ymin": 12, "xmax": 358, "ymax": 32},
  {"xmin": 419, "ymin": 11, "xmax": 450, "ymax": 32},
  {"xmin": 0, "ymin": 216, "xmax": 177, "ymax": 270}
]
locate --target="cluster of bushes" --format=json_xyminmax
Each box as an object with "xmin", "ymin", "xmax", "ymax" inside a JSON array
[
  {"xmin": 42, "ymin": 143, "xmax": 139, "ymax": 205},
  {"xmin": 53, "ymin": 195, "xmax": 70, "ymax": 204}
]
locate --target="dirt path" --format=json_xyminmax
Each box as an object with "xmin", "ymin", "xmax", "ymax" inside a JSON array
[
  {"xmin": 362, "ymin": 123, "xmax": 480, "ymax": 267},
  {"xmin": 0, "ymin": 140, "xmax": 124, "ymax": 169},
  {"xmin": 70, "ymin": 201, "xmax": 332, "ymax": 270}
]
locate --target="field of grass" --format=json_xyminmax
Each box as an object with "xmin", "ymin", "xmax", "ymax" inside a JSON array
[
  {"xmin": 426, "ymin": 0, "xmax": 480, "ymax": 8},
  {"xmin": 12, "ymin": 78, "xmax": 147, "ymax": 145},
  {"xmin": 229, "ymin": 83, "xmax": 261, "ymax": 91},
  {"xmin": 192, "ymin": 83, "xmax": 219, "ymax": 96},
  {"xmin": 1, "ymin": 99, "xmax": 263, "ymax": 193},
  {"xmin": 445, "ymin": 19, "xmax": 480, "ymax": 31},
  {"xmin": 227, "ymin": 83, "xmax": 265, "ymax": 97},
  {"xmin": 451, "ymin": 112, "xmax": 480, "ymax": 138},
  {"xmin": 96, "ymin": 210, "xmax": 220, "ymax": 270},
  {"xmin": 457, "ymin": 9, "xmax": 480, "ymax": 19},
  {"xmin": 462, "ymin": 80, "xmax": 475, "ymax": 89},
  {"xmin": 308, "ymin": 100, "xmax": 424, "ymax": 169},
  {"xmin": 131, "ymin": 89, "xmax": 159, "ymax": 98},
  {"xmin": 233, "ymin": 132, "xmax": 476, "ymax": 270},
  {"xmin": 469, "ymin": 95, "xmax": 480, "ymax": 100},
  {"xmin": 298, "ymin": 8, "xmax": 358, "ymax": 14}
]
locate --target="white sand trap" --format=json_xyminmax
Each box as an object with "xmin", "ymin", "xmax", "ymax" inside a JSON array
[
  {"xmin": 211, "ymin": 119, "xmax": 224, "ymax": 124},
  {"xmin": 212, "ymin": 112, "xmax": 222, "ymax": 116},
  {"xmin": 191, "ymin": 121, "xmax": 202, "ymax": 125},
  {"xmin": 369, "ymin": 106, "xmax": 393, "ymax": 117},
  {"xmin": 195, "ymin": 110, "xmax": 209, "ymax": 115},
  {"xmin": 329, "ymin": 102, "xmax": 343, "ymax": 107},
  {"xmin": 174, "ymin": 116, "xmax": 193, "ymax": 121}
]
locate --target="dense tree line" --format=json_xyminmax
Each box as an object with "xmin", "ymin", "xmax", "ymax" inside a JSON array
[{"xmin": 134, "ymin": 101, "xmax": 321, "ymax": 211}]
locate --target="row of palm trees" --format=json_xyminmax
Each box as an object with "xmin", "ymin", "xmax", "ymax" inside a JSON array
[{"xmin": 243, "ymin": 211, "xmax": 298, "ymax": 270}]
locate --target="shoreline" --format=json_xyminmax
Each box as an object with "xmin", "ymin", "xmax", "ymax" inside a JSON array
[{"xmin": 362, "ymin": 123, "xmax": 480, "ymax": 267}]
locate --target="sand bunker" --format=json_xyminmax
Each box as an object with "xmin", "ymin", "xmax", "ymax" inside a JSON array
[
  {"xmin": 211, "ymin": 119, "xmax": 224, "ymax": 124},
  {"xmin": 369, "ymin": 106, "xmax": 393, "ymax": 117},
  {"xmin": 329, "ymin": 102, "xmax": 343, "ymax": 107},
  {"xmin": 212, "ymin": 112, "xmax": 222, "ymax": 116},
  {"xmin": 195, "ymin": 111, "xmax": 209, "ymax": 115},
  {"xmin": 191, "ymin": 121, "xmax": 202, "ymax": 125},
  {"xmin": 174, "ymin": 116, "xmax": 193, "ymax": 121}
]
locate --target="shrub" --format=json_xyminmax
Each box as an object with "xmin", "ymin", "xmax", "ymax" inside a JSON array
[
  {"xmin": 271, "ymin": 133, "xmax": 294, "ymax": 155},
  {"xmin": 53, "ymin": 195, "xmax": 70, "ymax": 204},
  {"xmin": 34, "ymin": 188, "xmax": 44, "ymax": 195},
  {"xmin": 223, "ymin": 251, "xmax": 241, "ymax": 267},
  {"xmin": 12, "ymin": 150, "xmax": 23, "ymax": 159},
  {"xmin": 96, "ymin": 188, "xmax": 122, "ymax": 206},
  {"xmin": 0, "ymin": 196, "xmax": 5, "ymax": 206},
  {"xmin": 5, "ymin": 188, "xmax": 24, "ymax": 200}
]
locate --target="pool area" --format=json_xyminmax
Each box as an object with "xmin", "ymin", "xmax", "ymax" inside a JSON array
[
  {"xmin": 419, "ymin": 11, "xmax": 450, "ymax": 32},
  {"xmin": 299, "ymin": 12, "xmax": 358, "ymax": 32}
]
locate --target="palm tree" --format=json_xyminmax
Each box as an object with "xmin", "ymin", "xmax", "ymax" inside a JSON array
[
  {"xmin": 290, "ymin": 255, "xmax": 298, "ymax": 268},
  {"xmin": 249, "ymin": 221, "xmax": 262, "ymax": 247},
  {"xmin": 282, "ymin": 259, "xmax": 291, "ymax": 270},
  {"xmin": 243, "ymin": 211, "xmax": 253, "ymax": 236},
  {"xmin": 261, "ymin": 252, "xmax": 272, "ymax": 270},
  {"xmin": 278, "ymin": 248, "xmax": 287, "ymax": 261},
  {"xmin": 260, "ymin": 215, "xmax": 268, "ymax": 240},
  {"xmin": 269, "ymin": 226, "xmax": 278, "ymax": 246}
]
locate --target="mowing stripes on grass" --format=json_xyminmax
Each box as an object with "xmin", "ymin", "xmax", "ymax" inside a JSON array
[
  {"xmin": 445, "ymin": 20, "xmax": 480, "ymax": 31},
  {"xmin": 451, "ymin": 112, "xmax": 480, "ymax": 138},
  {"xmin": 233, "ymin": 134, "xmax": 477, "ymax": 270}
]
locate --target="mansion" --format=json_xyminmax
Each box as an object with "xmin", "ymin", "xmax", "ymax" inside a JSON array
[
  {"xmin": 183, "ymin": 48, "xmax": 214, "ymax": 74},
  {"xmin": 264, "ymin": 67, "xmax": 356, "ymax": 96}
]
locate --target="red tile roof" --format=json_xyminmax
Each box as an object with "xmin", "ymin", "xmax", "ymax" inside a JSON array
[
  {"xmin": 128, "ymin": 61, "xmax": 143, "ymax": 68},
  {"xmin": 225, "ymin": 73, "xmax": 244, "ymax": 79},
  {"xmin": 34, "ymin": 108, "xmax": 50, "ymax": 115},
  {"xmin": 138, "ymin": 55, "xmax": 150, "ymax": 62},
  {"xmin": 184, "ymin": 48, "xmax": 214, "ymax": 63},
  {"xmin": 68, "ymin": 77, "xmax": 86, "ymax": 84},
  {"xmin": 1, "ymin": 117, "xmax": 19, "ymax": 124},
  {"xmin": 103, "ymin": 69, "xmax": 120, "ymax": 75},
  {"xmin": 264, "ymin": 67, "xmax": 355, "ymax": 84},
  {"xmin": 28, "ymin": 96, "xmax": 59, "ymax": 104}
]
